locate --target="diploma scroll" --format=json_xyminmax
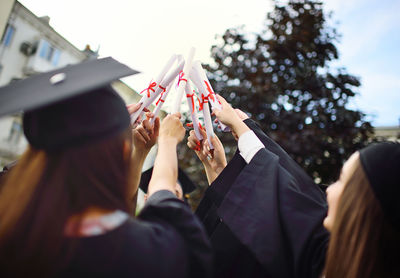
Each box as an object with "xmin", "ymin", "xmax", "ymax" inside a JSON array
[
  {"xmin": 190, "ymin": 70, "xmax": 214, "ymax": 149},
  {"xmin": 172, "ymin": 47, "xmax": 196, "ymax": 113},
  {"xmin": 150, "ymin": 81, "xmax": 174, "ymax": 124},
  {"xmin": 130, "ymin": 55, "xmax": 177, "ymax": 124},
  {"xmin": 191, "ymin": 61, "xmax": 230, "ymax": 132},
  {"xmin": 130, "ymin": 59, "xmax": 184, "ymax": 124},
  {"xmin": 185, "ymin": 82, "xmax": 203, "ymax": 141}
]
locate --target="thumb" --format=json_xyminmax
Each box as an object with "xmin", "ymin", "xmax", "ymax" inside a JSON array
[{"xmin": 127, "ymin": 103, "xmax": 142, "ymax": 114}]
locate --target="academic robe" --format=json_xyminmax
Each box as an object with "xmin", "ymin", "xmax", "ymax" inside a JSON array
[
  {"xmin": 196, "ymin": 119, "xmax": 329, "ymax": 278},
  {"xmin": 58, "ymin": 190, "xmax": 213, "ymax": 278}
]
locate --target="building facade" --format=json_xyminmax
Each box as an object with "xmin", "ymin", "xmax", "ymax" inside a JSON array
[
  {"xmin": 0, "ymin": 0, "xmax": 15, "ymax": 40},
  {"xmin": 0, "ymin": 1, "xmax": 141, "ymax": 167}
]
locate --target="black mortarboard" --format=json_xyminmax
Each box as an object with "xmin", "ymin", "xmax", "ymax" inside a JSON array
[
  {"xmin": 139, "ymin": 167, "xmax": 196, "ymax": 200},
  {"xmin": 359, "ymin": 142, "xmax": 400, "ymax": 230},
  {"xmin": 0, "ymin": 57, "xmax": 139, "ymax": 151}
]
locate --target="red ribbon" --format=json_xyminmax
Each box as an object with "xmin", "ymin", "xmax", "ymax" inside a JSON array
[
  {"xmin": 159, "ymin": 85, "xmax": 166, "ymax": 93},
  {"xmin": 140, "ymin": 81, "xmax": 157, "ymax": 98},
  {"xmin": 204, "ymin": 81, "xmax": 216, "ymax": 102},
  {"xmin": 178, "ymin": 71, "xmax": 187, "ymax": 87},
  {"xmin": 155, "ymin": 85, "xmax": 167, "ymax": 106},
  {"xmin": 156, "ymin": 97, "xmax": 165, "ymax": 106},
  {"xmin": 186, "ymin": 92, "xmax": 195, "ymax": 113},
  {"xmin": 198, "ymin": 94, "xmax": 209, "ymax": 111}
]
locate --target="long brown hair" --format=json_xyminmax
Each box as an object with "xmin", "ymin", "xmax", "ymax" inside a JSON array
[
  {"xmin": 0, "ymin": 128, "xmax": 133, "ymax": 277},
  {"xmin": 324, "ymin": 156, "xmax": 400, "ymax": 278}
]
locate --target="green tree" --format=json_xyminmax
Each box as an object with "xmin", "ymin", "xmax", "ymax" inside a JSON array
[{"xmin": 201, "ymin": 0, "xmax": 373, "ymax": 185}]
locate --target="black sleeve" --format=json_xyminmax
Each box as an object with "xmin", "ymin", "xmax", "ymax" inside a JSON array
[
  {"xmin": 196, "ymin": 119, "xmax": 328, "ymax": 278},
  {"xmin": 217, "ymin": 148, "xmax": 329, "ymax": 278},
  {"xmin": 244, "ymin": 118, "xmax": 326, "ymax": 200},
  {"xmin": 139, "ymin": 190, "xmax": 213, "ymax": 278}
]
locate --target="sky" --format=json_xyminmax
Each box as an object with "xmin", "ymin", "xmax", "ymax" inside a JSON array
[{"xmin": 18, "ymin": 0, "xmax": 400, "ymax": 127}]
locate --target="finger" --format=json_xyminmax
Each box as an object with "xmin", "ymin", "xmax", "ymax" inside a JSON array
[
  {"xmin": 153, "ymin": 117, "xmax": 160, "ymax": 137},
  {"xmin": 137, "ymin": 126, "xmax": 150, "ymax": 142},
  {"xmin": 212, "ymin": 108, "xmax": 220, "ymax": 118},
  {"xmin": 172, "ymin": 112, "xmax": 181, "ymax": 119},
  {"xmin": 133, "ymin": 130, "xmax": 147, "ymax": 145},
  {"xmin": 127, "ymin": 103, "xmax": 142, "ymax": 114},
  {"xmin": 216, "ymin": 94, "xmax": 227, "ymax": 106},
  {"xmin": 186, "ymin": 123, "xmax": 193, "ymax": 128},
  {"xmin": 145, "ymin": 112, "xmax": 154, "ymax": 119},
  {"xmin": 199, "ymin": 126, "xmax": 207, "ymax": 139},
  {"xmin": 187, "ymin": 141, "xmax": 199, "ymax": 150},
  {"xmin": 135, "ymin": 114, "xmax": 142, "ymax": 125},
  {"xmin": 188, "ymin": 130, "xmax": 201, "ymax": 144},
  {"xmin": 143, "ymin": 107, "xmax": 150, "ymax": 113},
  {"xmin": 188, "ymin": 137, "xmax": 201, "ymax": 148},
  {"xmin": 142, "ymin": 119, "xmax": 153, "ymax": 134}
]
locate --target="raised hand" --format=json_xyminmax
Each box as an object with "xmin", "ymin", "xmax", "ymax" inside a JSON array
[
  {"xmin": 213, "ymin": 95, "xmax": 250, "ymax": 139},
  {"xmin": 133, "ymin": 112, "xmax": 160, "ymax": 152},
  {"xmin": 127, "ymin": 103, "xmax": 150, "ymax": 128},
  {"xmin": 159, "ymin": 113, "xmax": 186, "ymax": 144},
  {"xmin": 187, "ymin": 125, "xmax": 227, "ymax": 184}
]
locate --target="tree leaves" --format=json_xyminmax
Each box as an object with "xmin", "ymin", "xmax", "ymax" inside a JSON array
[{"xmin": 204, "ymin": 0, "xmax": 374, "ymax": 185}]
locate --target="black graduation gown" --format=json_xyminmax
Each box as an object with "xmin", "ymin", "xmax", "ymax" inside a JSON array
[
  {"xmin": 196, "ymin": 119, "xmax": 329, "ymax": 278},
  {"xmin": 59, "ymin": 190, "xmax": 213, "ymax": 278}
]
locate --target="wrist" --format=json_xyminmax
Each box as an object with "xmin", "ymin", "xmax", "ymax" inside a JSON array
[
  {"xmin": 232, "ymin": 121, "xmax": 250, "ymax": 138},
  {"xmin": 132, "ymin": 147, "xmax": 149, "ymax": 159},
  {"xmin": 158, "ymin": 136, "xmax": 179, "ymax": 146}
]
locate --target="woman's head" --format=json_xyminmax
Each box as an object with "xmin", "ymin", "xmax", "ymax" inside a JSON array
[
  {"xmin": 0, "ymin": 59, "xmax": 139, "ymax": 276},
  {"xmin": 323, "ymin": 151, "xmax": 359, "ymax": 231},
  {"xmin": 324, "ymin": 142, "xmax": 400, "ymax": 278}
]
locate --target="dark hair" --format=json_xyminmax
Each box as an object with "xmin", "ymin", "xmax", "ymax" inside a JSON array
[
  {"xmin": 324, "ymin": 155, "xmax": 400, "ymax": 278},
  {"xmin": 0, "ymin": 128, "xmax": 133, "ymax": 277}
]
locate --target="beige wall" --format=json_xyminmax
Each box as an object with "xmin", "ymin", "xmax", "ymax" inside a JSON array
[{"xmin": 0, "ymin": 0, "xmax": 14, "ymax": 39}]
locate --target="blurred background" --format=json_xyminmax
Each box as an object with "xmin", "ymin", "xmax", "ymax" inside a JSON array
[{"xmin": 0, "ymin": 0, "xmax": 399, "ymax": 207}]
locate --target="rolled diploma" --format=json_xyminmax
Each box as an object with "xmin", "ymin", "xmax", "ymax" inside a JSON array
[
  {"xmin": 131, "ymin": 59, "xmax": 184, "ymax": 124},
  {"xmin": 192, "ymin": 62, "xmax": 230, "ymax": 132},
  {"xmin": 190, "ymin": 70, "xmax": 215, "ymax": 149},
  {"xmin": 201, "ymin": 101, "xmax": 214, "ymax": 149},
  {"xmin": 130, "ymin": 54, "xmax": 177, "ymax": 124},
  {"xmin": 150, "ymin": 81, "xmax": 173, "ymax": 124},
  {"xmin": 172, "ymin": 47, "xmax": 196, "ymax": 113},
  {"xmin": 185, "ymin": 82, "xmax": 203, "ymax": 141}
]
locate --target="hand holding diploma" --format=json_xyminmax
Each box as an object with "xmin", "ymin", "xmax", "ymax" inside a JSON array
[
  {"xmin": 191, "ymin": 62, "xmax": 230, "ymax": 132},
  {"xmin": 187, "ymin": 126, "xmax": 227, "ymax": 184},
  {"xmin": 212, "ymin": 95, "xmax": 250, "ymax": 139}
]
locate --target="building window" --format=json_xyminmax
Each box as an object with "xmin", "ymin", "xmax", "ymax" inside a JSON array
[
  {"xmin": 39, "ymin": 39, "xmax": 61, "ymax": 66},
  {"xmin": 52, "ymin": 49, "xmax": 61, "ymax": 66},
  {"xmin": 2, "ymin": 24, "xmax": 15, "ymax": 47}
]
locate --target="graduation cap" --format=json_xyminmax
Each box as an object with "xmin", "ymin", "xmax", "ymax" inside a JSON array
[
  {"xmin": 0, "ymin": 57, "xmax": 139, "ymax": 151},
  {"xmin": 139, "ymin": 167, "xmax": 196, "ymax": 200}
]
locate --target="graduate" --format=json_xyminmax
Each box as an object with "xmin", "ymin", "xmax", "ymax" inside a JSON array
[
  {"xmin": 323, "ymin": 142, "xmax": 400, "ymax": 277},
  {"xmin": 188, "ymin": 95, "xmax": 328, "ymax": 278},
  {"xmin": 0, "ymin": 58, "xmax": 212, "ymax": 278}
]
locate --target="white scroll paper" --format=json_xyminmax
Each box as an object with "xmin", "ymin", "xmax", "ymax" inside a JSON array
[
  {"xmin": 130, "ymin": 58, "xmax": 184, "ymax": 124},
  {"xmin": 150, "ymin": 81, "xmax": 173, "ymax": 124},
  {"xmin": 191, "ymin": 61, "xmax": 230, "ymax": 132},
  {"xmin": 185, "ymin": 82, "xmax": 203, "ymax": 141},
  {"xmin": 190, "ymin": 66, "xmax": 214, "ymax": 149},
  {"xmin": 172, "ymin": 47, "xmax": 196, "ymax": 113}
]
